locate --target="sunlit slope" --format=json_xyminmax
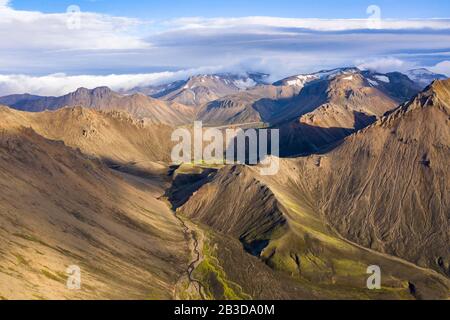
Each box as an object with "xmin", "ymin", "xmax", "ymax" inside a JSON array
[
  {"xmin": 0, "ymin": 125, "xmax": 188, "ymax": 299},
  {"xmin": 177, "ymin": 80, "xmax": 450, "ymax": 299},
  {"xmin": 0, "ymin": 106, "xmax": 174, "ymax": 166},
  {"xmin": 0, "ymin": 87, "xmax": 195, "ymax": 126},
  {"xmin": 178, "ymin": 163, "xmax": 449, "ymax": 299},
  {"xmin": 307, "ymin": 79, "xmax": 450, "ymax": 276}
]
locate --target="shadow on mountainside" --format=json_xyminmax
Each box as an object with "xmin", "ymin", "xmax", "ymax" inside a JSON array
[
  {"xmin": 276, "ymin": 111, "xmax": 377, "ymax": 157},
  {"xmin": 163, "ymin": 166, "xmax": 218, "ymax": 210}
]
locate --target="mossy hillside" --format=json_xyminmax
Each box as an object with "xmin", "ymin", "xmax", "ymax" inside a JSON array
[{"xmin": 193, "ymin": 233, "xmax": 251, "ymax": 300}]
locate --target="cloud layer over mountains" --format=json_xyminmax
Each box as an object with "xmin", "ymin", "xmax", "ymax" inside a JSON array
[{"xmin": 0, "ymin": 1, "xmax": 449, "ymax": 96}]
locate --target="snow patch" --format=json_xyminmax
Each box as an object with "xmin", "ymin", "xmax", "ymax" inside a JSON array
[
  {"xmin": 286, "ymin": 75, "xmax": 317, "ymax": 87},
  {"xmin": 374, "ymin": 75, "xmax": 390, "ymax": 83},
  {"xmin": 233, "ymin": 78, "xmax": 256, "ymax": 89}
]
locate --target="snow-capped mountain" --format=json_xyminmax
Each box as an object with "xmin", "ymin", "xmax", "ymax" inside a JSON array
[
  {"xmin": 273, "ymin": 67, "xmax": 360, "ymax": 88},
  {"xmin": 126, "ymin": 72, "xmax": 269, "ymax": 106},
  {"xmin": 405, "ymin": 68, "xmax": 447, "ymax": 88}
]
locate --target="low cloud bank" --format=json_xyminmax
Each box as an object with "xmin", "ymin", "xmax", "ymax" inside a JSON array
[{"xmin": 0, "ymin": 58, "xmax": 447, "ymax": 97}]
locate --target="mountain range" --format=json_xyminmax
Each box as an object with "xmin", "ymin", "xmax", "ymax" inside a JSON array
[
  {"xmin": 0, "ymin": 67, "xmax": 448, "ymax": 300},
  {"xmin": 0, "ymin": 68, "xmax": 434, "ymax": 154},
  {"xmin": 175, "ymin": 79, "xmax": 450, "ymax": 299},
  {"xmin": 125, "ymin": 73, "xmax": 269, "ymax": 107},
  {"xmin": 0, "ymin": 87, "xmax": 195, "ymax": 126}
]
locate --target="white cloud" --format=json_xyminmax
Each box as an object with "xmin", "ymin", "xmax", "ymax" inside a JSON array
[
  {"xmin": 0, "ymin": 3, "xmax": 449, "ymax": 92},
  {"xmin": 0, "ymin": 2, "xmax": 149, "ymax": 51},
  {"xmin": 0, "ymin": 66, "xmax": 234, "ymax": 96},
  {"xmin": 356, "ymin": 57, "xmax": 417, "ymax": 73},
  {"xmin": 0, "ymin": 54, "xmax": 357, "ymax": 96},
  {"xmin": 430, "ymin": 60, "xmax": 450, "ymax": 76},
  {"xmin": 167, "ymin": 16, "xmax": 450, "ymax": 32}
]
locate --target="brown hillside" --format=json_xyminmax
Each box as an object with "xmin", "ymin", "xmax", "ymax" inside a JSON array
[
  {"xmin": 176, "ymin": 80, "xmax": 450, "ymax": 299},
  {"xmin": 277, "ymin": 72, "xmax": 404, "ymax": 155},
  {"xmin": 0, "ymin": 125, "xmax": 188, "ymax": 299},
  {"xmin": 0, "ymin": 87, "xmax": 195, "ymax": 126},
  {"xmin": 308, "ymin": 79, "xmax": 450, "ymax": 275},
  {"xmin": 0, "ymin": 106, "xmax": 175, "ymax": 166}
]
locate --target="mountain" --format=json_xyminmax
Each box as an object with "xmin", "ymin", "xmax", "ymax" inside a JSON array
[
  {"xmin": 0, "ymin": 87, "xmax": 195, "ymax": 126},
  {"xmin": 193, "ymin": 69, "xmax": 362, "ymax": 126},
  {"xmin": 124, "ymin": 80, "xmax": 187, "ymax": 96},
  {"xmin": 195, "ymin": 84, "xmax": 301, "ymax": 126},
  {"xmin": 273, "ymin": 67, "xmax": 360, "ymax": 88},
  {"xmin": 173, "ymin": 80, "xmax": 450, "ymax": 299},
  {"xmin": 151, "ymin": 73, "xmax": 269, "ymax": 106},
  {"xmin": 273, "ymin": 68, "xmax": 420, "ymax": 123},
  {"xmin": 0, "ymin": 106, "xmax": 175, "ymax": 166},
  {"xmin": 196, "ymin": 68, "xmax": 362, "ymax": 126},
  {"xmin": 406, "ymin": 68, "xmax": 447, "ymax": 89},
  {"xmin": 0, "ymin": 77, "xmax": 448, "ymax": 300},
  {"xmin": 0, "ymin": 110, "xmax": 189, "ymax": 299},
  {"xmin": 275, "ymin": 69, "xmax": 421, "ymax": 155},
  {"xmin": 193, "ymin": 68, "xmax": 421, "ymax": 133},
  {"xmin": 308, "ymin": 79, "xmax": 450, "ymax": 277}
]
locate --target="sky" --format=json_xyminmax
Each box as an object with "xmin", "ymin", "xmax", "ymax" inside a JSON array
[
  {"xmin": 10, "ymin": 0, "xmax": 450, "ymax": 19},
  {"xmin": 0, "ymin": 0, "xmax": 450, "ymax": 96}
]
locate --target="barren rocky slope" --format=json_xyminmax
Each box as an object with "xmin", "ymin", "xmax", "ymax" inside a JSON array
[
  {"xmin": 0, "ymin": 87, "xmax": 195, "ymax": 126},
  {"xmin": 176, "ymin": 80, "xmax": 450, "ymax": 299},
  {"xmin": 178, "ymin": 163, "xmax": 449, "ymax": 299},
  {"xmin": 277, "ymin": 71, "xmax": 421, "ymax": 155},
  {"xmin": 0, "ymin": 122, "xmax": 189, "ymax": 299},
  {"xmin": 308, "ymin": 79, "xmax": 450, "ymax": 276},
  {"xmin": 0, "ymin": 106, "xmax": 175, "ymax": 166},
  {"xmin": 191, "ymin": 69, "xmax": 421, "ymax": 157},
  {"xmin": 154, "ymin": 73, "xmax": 267, "ymax": 106},
  {"xmin": 196, "ymin": 84, "xmax": 300, "ymax": 126},
  {"xmin": 0, "ymin": 77, "xmax": 447, "ymax": 301}
]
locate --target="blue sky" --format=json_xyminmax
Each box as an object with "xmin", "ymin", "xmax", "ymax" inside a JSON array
[
  {"xmin": 10, "ymin": 0, "xmax": 450, "ymax": 19},
  {"xmin": 0, "ymin": 0, "xmax": 449, "ymax": 95}
]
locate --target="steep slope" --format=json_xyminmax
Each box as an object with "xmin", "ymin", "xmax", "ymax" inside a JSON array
[
  {"xmin": 0, "ymin": 123, "xmax": 189, "ymax": 299},
  {"xmin": 154, "ymin": 73, "xmax": 268, "ymax": 107},
  {"xmin": 194, "ymin": 68, "xmax": 420, "ymax": 132},
  {"xmin": 276, "ymin": 70, "xmax": 421, "ymax": 155},
  {"xmin": 179, "ymin": 166, "xmax": 287, "ymax": 250},
  {"xmin": 365, "ymin": 71, "xmax": 422, "ymax": 102},
  {"xmin": 308, "ymin": 79, "xmax": 450, "ymax": 276},
  {"xmin": 0, "ymin": 106, "xmax": 175, "ymax": 166},
  {"xmin": 176, "ymin": 80, "xmax": 450, "ymax": 299},
  {"xmin": 196, "ymin": 84, "xmax": 300, "ymax": 126},
  {"xmin": 193, "ymin": 69, "xmax": 358, "ymax": 126},
  {"xmin": 178, "ymin": 163, "xmax": 449, "ymax": 299},
  {"xmin": 0, "ymin": 87, "xmax": 195, "ymax": 126}
]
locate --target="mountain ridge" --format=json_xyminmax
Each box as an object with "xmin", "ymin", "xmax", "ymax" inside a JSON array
[
  {"xmin": 0, "ymin": 87, "xmax": 195, "ymax": 126},
  {"xmin": 0, "ymin": 124, "xmax": 189, "ymax": 299},
  {"xmin": 173, "ymin": 80, "xmax": 450, "ymax": 299}
]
